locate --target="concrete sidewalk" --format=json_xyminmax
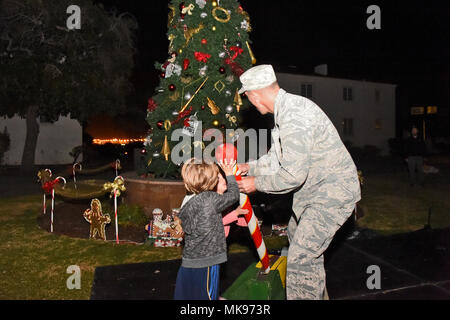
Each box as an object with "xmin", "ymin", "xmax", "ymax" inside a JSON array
[{"xmin": 90, "ymin": 227, "xmax": 450, "ymax": 300}]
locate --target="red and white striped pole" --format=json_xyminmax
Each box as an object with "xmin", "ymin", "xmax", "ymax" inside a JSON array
[
  {"xmin": 114, "ymin": 189, "xmax": 119, "ymax": 244},
  {"xmin": 72, "ymin": 163, "xmax": 82, "ymax": 189},
  {"xmin": 234, "ymin": 167, "xmax": 270, "ymax": 274},
  {"xmin": 42, "ymin": 169, "xmax": 52, "ymax": 215},
  {"xmin": 50, "ymin": 176, "xmax": 66, "ymax": 233},
  {"xmin": 216, "ymin": 144, "xmax": 270, "ymax": 274}
]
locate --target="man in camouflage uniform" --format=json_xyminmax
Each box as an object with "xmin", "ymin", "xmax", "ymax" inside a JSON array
[{"xmin": 236, "ymin": 65, "xmax": 361, "ymax": 300}]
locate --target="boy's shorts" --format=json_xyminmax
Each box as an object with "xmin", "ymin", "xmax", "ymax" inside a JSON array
[{"xmin": 174, "ymin": 265, "xmax": 220, "ymax": 300}]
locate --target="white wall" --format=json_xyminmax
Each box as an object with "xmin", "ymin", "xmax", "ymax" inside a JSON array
[
  {"xmin": 276, "ymin": 72, "xmax": 396, "ymax": 155},
  {"xmin": 0, "ymin": 114, "xmax": 82, "ymax": 165}
]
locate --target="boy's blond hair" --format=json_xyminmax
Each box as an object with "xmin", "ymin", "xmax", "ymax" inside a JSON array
[{"xmin": 181, "ymin": 158, "xmax": 219, "ymax": 194}]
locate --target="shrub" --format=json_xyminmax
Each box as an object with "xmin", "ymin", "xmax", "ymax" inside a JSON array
[{"xmin": 0, "ymin": 127, "xmax": 11, "ymax": 164}]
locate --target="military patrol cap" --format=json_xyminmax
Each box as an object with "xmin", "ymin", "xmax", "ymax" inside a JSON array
[{"xmin": 238, "ymin": 64, "xmax": 277, "ymax": 94}]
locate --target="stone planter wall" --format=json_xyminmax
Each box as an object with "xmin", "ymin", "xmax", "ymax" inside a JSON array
[{"xmin": 122, "ymin": 172, "xmax": 187, "ymax": 214}]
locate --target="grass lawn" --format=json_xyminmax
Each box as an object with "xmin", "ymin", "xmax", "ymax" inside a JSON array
[
  {"xmin": 0, "ymin": 193, "xmax": 286, "ymax": 300},
  {"xmin": 357, "ymin": 165, "xmax": 450, "ymax": 235},
  {"xmin": 1, "ymin": 161, "xmax": 448, "ymax": 299}
]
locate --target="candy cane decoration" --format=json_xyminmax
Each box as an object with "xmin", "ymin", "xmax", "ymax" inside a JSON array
[
  {"xmin": 234, "ymin": 167, "xmax": 271, "ymax": 274},
  {"xmin": 50, "ymin": 176, "xmax": 66, "ymax": 233},
  {"xmin": 72, "ymin": 163, "xmax": 82, "ymax": 189},
  {"xmin": 216, "ymin": 144, "xmax": 270, "ymax": 274},
  {"xmin": 115, "ymin": 159, "xmax": 120, "ymax": 177},
  {"xmin": 103, "ymin": 176, "xmax": 126, "ymax": 244},
  {"xmin": 42, "ymin": 169, "xmax": 52, "ymax": 215}
]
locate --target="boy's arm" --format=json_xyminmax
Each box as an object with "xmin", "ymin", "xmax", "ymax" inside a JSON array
[{"xmin": 214, "ymin": 175, "xmax": 240, "ymax": 213}]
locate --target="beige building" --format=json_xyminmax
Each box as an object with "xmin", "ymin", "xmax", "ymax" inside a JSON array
[
  {"xmin": 276, "ymin": 70, "xmax": 396, "ymax": 155},
  {"xmin": 0, "ymin": 114, "xmax": 82, "ymax": 165}
]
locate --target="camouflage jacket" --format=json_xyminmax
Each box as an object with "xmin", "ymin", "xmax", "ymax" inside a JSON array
[{"xmin": 249, "ymin": 89, "xmax": 361, "ymax": 221}]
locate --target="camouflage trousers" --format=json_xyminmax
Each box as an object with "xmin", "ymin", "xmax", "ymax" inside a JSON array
[{"xmin": 286, "ymin": 204, "xmax": 354, "ymax": 300}]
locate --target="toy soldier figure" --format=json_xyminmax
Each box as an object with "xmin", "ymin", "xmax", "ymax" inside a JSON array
[{"xmin": 236, "ymin": 65, "xmax": 361, "ymax": 300}]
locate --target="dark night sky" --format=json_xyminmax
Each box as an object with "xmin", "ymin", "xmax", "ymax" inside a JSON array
[{"xmin": 97, "ymin": 0, "xmax": 449, "ymax": 133}]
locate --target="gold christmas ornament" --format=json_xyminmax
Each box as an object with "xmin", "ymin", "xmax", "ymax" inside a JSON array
[
  {"xmin": 180, "ymin": 76, "xmax": 193, "ymax": 84},
  {"xmin": 169, "ymin": 90, "xmax": 180, "ymax": 101},
  {"xmin": 161, "ymin": 135, "xmax": 171, "ymax": 161},
  {"xmin": 212, "ymin": 1, "xmax": 218, "ymax": 7},
  {"xmin": 214, "ymin": 80, "xmax": 225, "ymax": 93},
  {"xmin": 212, "ymin": 7, "xmax": 231, "ymax": 23},
  {"xmin": 246, "ymin": 41, "xmax": 257, "ymax": 65},
  {"xmin": 212, "ymin": 120, "xmax": 220, "ymax": 126},
  {"xmin": 184, "ymin": 23, "xmax": 204, "ymax": 46},
  {"xmin": 168, "ymin": 34, "xmax": 176, "ymax": 53},
  {"xmin": 212, "ymin": 26, "xmax": 216, "ymax": 31},
  {"xmin": 234, "ymin": 88, "xmax": 243, "ymax": 112},
  {"xmin": 164, "ymin": 119, "xmax": 172, "ymax": 131},
  {"xmin": 168, "ymin": 5, "xmax": 176, "ymax": 27},
  {"xmin": 179, "ymin": 76, "xmax": 209, "ymax": 113},
  {"xmin": 193, "ymin": 140, "xmax": 205, "ymax": 149},
  {"xmin": 206, "ymin": 97, "xmax": 221, "ymax": 115}
]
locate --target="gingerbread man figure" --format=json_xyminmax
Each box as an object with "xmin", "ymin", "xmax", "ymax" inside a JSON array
[{"xmin": 83, "ymin": 199, "xmax": 111, "ymax": 240}]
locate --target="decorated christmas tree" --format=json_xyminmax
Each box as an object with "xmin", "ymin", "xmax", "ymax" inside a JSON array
[{"xmin": 144, "ymin": 0, "xmax": 256, "ymax": 178}]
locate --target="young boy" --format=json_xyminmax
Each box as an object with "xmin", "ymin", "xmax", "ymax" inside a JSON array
[{"xmin": 174, "ymin": 158, "xmax": 239, "ymax": 300}]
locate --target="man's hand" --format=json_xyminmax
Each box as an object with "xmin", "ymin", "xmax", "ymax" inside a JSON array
[
  {"xmin": 236, "ymin": 163, "xmax": 250, "ymax": 176},
  {"xmin": 237, "ymin": 176, "xmax": 257, "ymax": 194}
]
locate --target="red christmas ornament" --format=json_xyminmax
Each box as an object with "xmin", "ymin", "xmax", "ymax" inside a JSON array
[
  {"xmin": 201, "ymin": 38, "xmax": 208, "ymax": 45},
  {"xmin": 215, "ymin": 143, "xmax": 238, "ymax": 163},
  {"xmin": 219, "ymin": 66, "xmax": 226, "ymax": 74},
  {"xmin": 160, "ymin": 71, "xmax": 166, "ymax": 78},
  {"xmin": 156, "ymin": 120, "xmax": 164, "ymax": 129},
  {"xmin": 183, "ymin": 58, "xmax": 190, "ymax": 70},
  {"xmin": 168, "ymin": 84, "xmax": 176, "ymax": 91}
]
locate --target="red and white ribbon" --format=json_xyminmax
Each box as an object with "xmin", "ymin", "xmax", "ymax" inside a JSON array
[
  {"xmin": 234, "ymin": 166, "xmax": 270, "ymax": 273},
  {"xmin": 50, "ymin": 176, "xmax": 66, "ymax": 233},
  {"xmin": 72, "ymin": 163, "xmax": 82, "ymax": 189}
]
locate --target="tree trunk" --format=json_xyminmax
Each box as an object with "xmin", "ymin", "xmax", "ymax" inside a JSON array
[{"xmin": 20, "ymin": 104, "xmax": 39, "ymax": 174}]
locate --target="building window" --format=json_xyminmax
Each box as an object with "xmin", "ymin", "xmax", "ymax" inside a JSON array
[
  {"xmin": 375, "ymin": 119, "xmax": 382, "ymax": 130},
  {"xmin": 375, "ymin": 89, "xmax": 381, "ymax": 103},
  {"xmin": 300, "ymin": 83, "xmax": 313, "ymax": 99},
  {"xmin": 343, "ymin": 87, "xmax": 353, "ymax": 101},
  {"xmin": 342, "ymin": 118, "xmax": 353, "ymax": 136}
]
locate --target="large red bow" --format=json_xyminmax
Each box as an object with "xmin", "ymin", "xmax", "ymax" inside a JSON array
[
  {"xmin": 172, "ymin": 106, "xmax": 193, "ymax": 125},
  {"xmin": 147, "ymin": 98, "xmax": 157, "ymax": 112},
  {"xmin": 42, "ymin": 179, "xmax": 60, "ymax": 194},
  {"xmin": 229, "ymin": 46, "xmax": 244, "ymax": 60},
  {"xmin": 194, "ymin": 51, "xmax": 211, "ymax": 63}
]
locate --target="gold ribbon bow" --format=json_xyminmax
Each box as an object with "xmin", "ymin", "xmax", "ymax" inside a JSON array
[
  {"xmin": 103, "ymin": 176, "xmax": 126, "ymax": 198},
  {"xmin": 226, "ymin": 114, "xmax": 237, "ymax": 126},
  {"xmin": 181, "ymin": 4, "xmax": 195, "ymax": 16}
]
